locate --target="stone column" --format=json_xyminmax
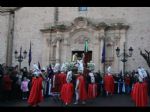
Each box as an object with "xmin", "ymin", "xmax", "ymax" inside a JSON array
[
  {"xmin": 114, "ymin": 29, "xmax": 121, "ymax": 73},
  {"xmin": 63, "ymin": 37, "xmax": 68, "ymax": 62},
  {"xmin": 100, "ymin": 37, "xmax": 104, "ymax": 72},
  {"xmin": 55, "ymin": 39, "xmax": 60, "ymax": 63},
  {"xmin": 49, "ymin": 33, "xmax": 52, "ymax": 64},
  {"xmin": 6, "ymin": 11, "xmax": 15, "ymax": 66}
]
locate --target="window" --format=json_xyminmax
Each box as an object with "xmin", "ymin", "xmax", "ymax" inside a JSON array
[{"xmin": 79, "ymin": 7, "xmax": 87, "ymax": 11}]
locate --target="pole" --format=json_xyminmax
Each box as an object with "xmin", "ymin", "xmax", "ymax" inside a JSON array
[
  {"xmin": 28, "ymin": 62, "xmax": 30, "ymax": 72},
  {"xmin": 19, "ymin": 47, "xmax": 22, "ymax": 72},
  {"xmin": 19, "ymin": 61, "xmax": 21, "ymax": 72},
  {"xmin": 123, "ymin": 42, "xmax": 125, "ymax": 76},
  {"xmin": 103, "ymin": 38, "xmax": 106, "ymax": 75}
]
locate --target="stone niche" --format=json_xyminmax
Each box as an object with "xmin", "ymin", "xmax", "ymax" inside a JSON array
[{"xmin": 40, "ymin": 17, "xmax": 129, "ymax": 73}]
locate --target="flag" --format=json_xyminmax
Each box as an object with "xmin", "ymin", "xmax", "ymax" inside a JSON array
[
  {"xmin": 101, "ymin": 39, "xmax": 105, "ymax": 63},
  {"xmin": 38, "ymin": 61, "xmax": 41, "ymax": 70},
  {"xmin": 28, "ymin": 41, "xmax": 32, "ymax": 67},
  {"xmin": 84, "ymin": 40, "xmax": 88, "ymax": 53}
]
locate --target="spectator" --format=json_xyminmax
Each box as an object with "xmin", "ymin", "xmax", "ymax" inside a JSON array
[
  {"xmin": 124, "ymin": 74, "xmax": 131, "ymax": 94},
  {"xmin": 117, "ymin": 71, "xmax": 123, "ymax": 94},
  {"xmin": 94, "ymin": 72, "xmax": 102, "ymax": 96},
  {"xmin": 2, "ymin": 72, "xmax": 13, "ymax": 101},
  {"xmin": 21, "ymin": 77, "xmax": 30, "ymax": 100}
]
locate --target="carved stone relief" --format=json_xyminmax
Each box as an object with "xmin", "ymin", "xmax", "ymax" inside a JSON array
[{"xmin": 74, "ymin": 35, "xmax": 90, "ymax": 44}]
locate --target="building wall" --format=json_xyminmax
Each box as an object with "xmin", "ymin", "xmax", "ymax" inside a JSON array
[
  {"xmin": 0, "ymin": 13, "xmax": 9, "ymax": 64},
  {"xmin": 1, "ymin": 7, "xmax": 150, "ymax": 72},
  {"xmin": 13, "ymin": 7, "xmax": 54, "ymax": 68},
  {"xmin": 59, "ymin": 7, "xmax": 150, "ymax": 72}
]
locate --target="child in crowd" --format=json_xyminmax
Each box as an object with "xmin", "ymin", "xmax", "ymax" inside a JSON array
[{"xmin": 21, "ymin": 77, "xmax": 30, "ymax": 100}]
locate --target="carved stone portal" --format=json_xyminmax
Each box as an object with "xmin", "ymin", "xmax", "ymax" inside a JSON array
[{"xmin": 40, "ymin": 17, "xmax": 129, "ymax": 73}]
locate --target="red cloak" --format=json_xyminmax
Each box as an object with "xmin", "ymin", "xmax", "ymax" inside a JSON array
[
  {"xmin": 77, "ymin": 75, "xmax": 87, "ymax": 101},
  {"xmin": 51, "ymin": 73, "xmax": 61, "ymax": 92},
  {"xmin": 131, "ymin": 82, "xmax": 148, "ymax": 107},
  {"xmin": 88, "ymin": 83, "xmax": 97, "ymax": 99},
  {"xmin": 58, "ymin": 72, "xmax": 67, "ymax": 92},
  {"xmin": 103, "ymin": 74, "xmax": 114, "ymax": 94},
  {"xmin": 60, "ymin": 83, "xmax": 74, "ymax": 104},
  {"xmin": 28, "ymin": 76, "xmax": 43, "ymax": 106}
]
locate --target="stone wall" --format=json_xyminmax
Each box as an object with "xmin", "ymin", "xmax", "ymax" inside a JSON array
[
  {"xmin": 0, "ymin": 13, "xmax": 9, "ymax": 64},
  {"xmin": 12, "ymin": 7, "xmax": 54, "ymax": 68}
]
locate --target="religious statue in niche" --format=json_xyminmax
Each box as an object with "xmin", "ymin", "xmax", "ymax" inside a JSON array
[{"xmin": 72, "ymin": 53, "xmax": 78, "ymax": 62}]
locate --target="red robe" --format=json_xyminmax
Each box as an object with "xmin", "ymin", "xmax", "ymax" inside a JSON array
[
  {"xmin": 60, "ymin": 83, "xmax": 74, "ymax": 104},
  {"xmin": 131, "ymin": 82, "xmax": 148, "ymax": 107},
  {"xmin": 58, "ymin": 72, "xmax": 67, "ymax": 92},
  {"xmin": 88, "ymin": 83, "xmax": 97, "ymax": 99},
  {"xmin": 28, "ymin": 76, "xmax": 43, "ymax": 106},
  {"xmin": 51, "ymin": 73, "xmax": 61, "ymax": 92},
  {"xmin": 103, "ymin": 74, "xmax": 114, "ymax": 94},
  {"xmin": 77, "ymin": 75, "xmax": 87, "ymax": 101}
]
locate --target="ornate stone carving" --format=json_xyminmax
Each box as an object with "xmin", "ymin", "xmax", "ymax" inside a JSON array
[
  {"xmin": 74, "ymin": 35, "xmax": 90, "ymax": 44},
  {"xmin": 94, "ymin": 22, "xmax": 108, "ymax": 30},
  {"xmin": 74, "ymin": 16, "xmax": 88, "ymax": 28},
  {"xmin": 107, "ymin": 23, "xmax": 129, "ymax": 30}
]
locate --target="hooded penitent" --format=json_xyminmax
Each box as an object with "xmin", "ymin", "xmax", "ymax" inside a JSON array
[
  {"xmin": 88, "ymin": 72, "xmax": 97, "ymax": 99},
  {"xmin": 28, "ymin": 63, "xmax": 43, "ymax": 106},
  {"xmin": 131, "ymin": 67, "xmax": 148, "ymax": 107},
  {"xmin": 103, "ymin": 66, "xmax": 114, "ymax": 94},
  {"xmin": 60, "ymin": 70, "xmax": 74, "ymax": 105}
]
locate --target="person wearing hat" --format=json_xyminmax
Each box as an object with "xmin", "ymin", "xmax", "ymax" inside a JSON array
[
  {"xmin": 103, "ymin": 65, "xmax": 114, "ymax": 96},
  {"xmin": 74, "ymin": 70, "xmax": 87, "ymax": 104},
  {"xmin": 60, "ymin": 70, "xmax": 74, "ymax": 105},
  {"xmin": 27, "ymin": 64, "xmax": 44, "ymax": 107}
]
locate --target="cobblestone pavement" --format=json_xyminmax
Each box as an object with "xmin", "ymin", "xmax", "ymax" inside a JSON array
[{"xmin": 0, "ymin": 94, "xmax": 150, "ymax": 107}]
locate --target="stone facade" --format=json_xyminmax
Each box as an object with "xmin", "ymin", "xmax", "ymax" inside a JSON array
[
  {"xmin": 0, "ymin": 13, "xmax": 9, "ymax": 64},
  {"xmin": 0, "ymin": 7, "xmax": 150, "ymax": 73}
]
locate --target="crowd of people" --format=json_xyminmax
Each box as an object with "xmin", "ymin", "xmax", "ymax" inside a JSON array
[{"xmin": 0, "ymin": 61, "xmax": 150, "ymax": 107}]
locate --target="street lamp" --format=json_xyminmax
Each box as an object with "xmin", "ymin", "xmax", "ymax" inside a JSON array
[
  {"xmin": 115, "ymin": 42, "xmax": 133, "ymax": 75},
  {"xmin": 14, "ymin": 47, "xmax": 27, "ymax": 72}
]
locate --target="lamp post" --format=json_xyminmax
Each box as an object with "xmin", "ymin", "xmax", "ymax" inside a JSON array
[
  {"xmin": 14, "ymin": 47, "xmax": 27, "ymax": 72},
  {"xmin": 115, "ymin": 42, "xmax": 133, "ymax": 75}
]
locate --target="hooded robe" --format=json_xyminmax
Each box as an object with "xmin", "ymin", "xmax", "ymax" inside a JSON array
[
  {"xmin": 77, "ymin": 74, "xmax": 87, "ymax": 101},
  {"xmin": 28, "ymin": 76, "xmax": 43, "ymax": 106},
  {"xmin": 103, "ymin": 73, "xmax": 114, "ymax": 94}
]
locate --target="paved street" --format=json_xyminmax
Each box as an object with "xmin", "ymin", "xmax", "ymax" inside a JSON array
[{"xmin": 0, "ymin": 94, "xmax": 150, "ymax": 107}]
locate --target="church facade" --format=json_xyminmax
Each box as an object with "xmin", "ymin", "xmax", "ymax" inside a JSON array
[{"xmin": 0, "ymin": 7, "xmax": 150, "ymax": 73}]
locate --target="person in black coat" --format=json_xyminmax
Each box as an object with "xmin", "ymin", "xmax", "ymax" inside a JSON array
[
  {"xmin": 145, "ymin": 70, "xmax": 150, "ymax": 96},
  {"xmin": 112, "ymin": 74, "xmax": 118, "ymax": 94},
  {"xmin": 94, "ymin": 72, "xmax": 102, "ymax": 96},
  {"xmin": 0, "ymin": 64, "xmax": 3, "ymax": 100},
  {"xmin": 117, "ymin": 71, "xmax": 124, "ymax": 94}
]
